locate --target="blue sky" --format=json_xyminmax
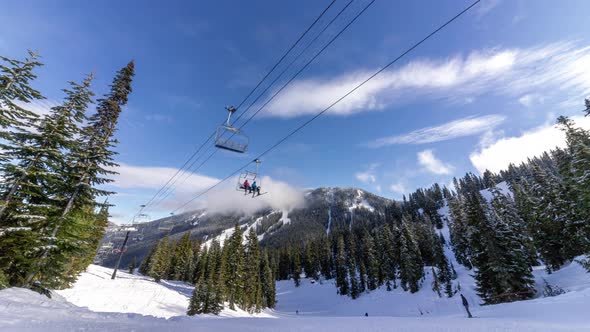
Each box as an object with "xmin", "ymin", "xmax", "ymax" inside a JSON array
[{"xmin": 2, "ymin": 0, "xmax": 590, "ymax": 223}]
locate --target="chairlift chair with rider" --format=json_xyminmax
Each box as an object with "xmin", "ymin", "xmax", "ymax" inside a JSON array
[
  {"xmin": 236, "ymin": 159, "xmax": 267, "ymax": 198},
  {"xmin": 215, "ymin": 106, "xmax": 249, "ymax": 153}
]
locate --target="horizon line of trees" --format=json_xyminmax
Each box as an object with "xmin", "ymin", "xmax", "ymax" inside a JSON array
[{"xmin": 0, "ymin": 50, "xmax": 134, "ymax": 292}]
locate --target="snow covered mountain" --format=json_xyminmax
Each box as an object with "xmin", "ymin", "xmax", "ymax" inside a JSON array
[{"xmin": 99, "ymin": 187, "xmax": 391, "ymax": 268}]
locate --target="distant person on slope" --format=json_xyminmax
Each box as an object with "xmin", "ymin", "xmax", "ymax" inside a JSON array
[
  {"xmin": 243, "ymin": 179, "xmax": 250, "ymax": 194},
  {"xmin": 460, "ymin": 294, "xmax": 473, "ymax": 318}
]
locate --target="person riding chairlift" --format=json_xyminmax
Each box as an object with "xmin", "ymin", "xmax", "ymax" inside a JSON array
[
  {"xmin": 251, "ymin": 180, "xmax": 261, "ymax": 197},
  {"xmin": 243, "ymin": 179, "xmax": 250, "ymax": 194}
]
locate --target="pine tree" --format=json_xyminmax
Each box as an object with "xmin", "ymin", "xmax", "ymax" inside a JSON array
[
  {"xmin": 361, "ymin": 230, "xmax": 379, "ymax": 291},
  {"xmin": 319, "ymin": 235, "xmax": 333, "ymax": 279},
  {"xmin": 431, "ymin": 267, "xmax": 442, "ymax": 297},
  {"xmin": 345, "ymin": 233, "xmax": 360, "ymax": 299},
  {"xmin": 25, "ymin": 62, "xmax": 134, "ymax": 286},
  {"xmin": 223, "ymin": 224, "xmax": 244, "ymax": 310},
  {"xmin": 0, "ymin": 75, "xmax": 94, "ymax": 287},
  {"xmin": 334, "ymin": 234, "xmax": 349, "ymax": 295},
  {"xmin": 292, "ymin": 248, "xmax": 301, "ymax": 287},
  {"xmin": 149, "ymin": 236, "xmax": 171, "ymax": 282},
  {"xmin": 260, "ymin": 250, "xmax": 276, "ymax": 308},
  {"xmin": 0, "ymin": 51, "xmax": 43, "ymax": 159},
  {"xmin": 139, "ymin": 243, "xmax": 158, "ymax": 275},
  {"xmin": 129, "ymin": 256, "xmax": 136, "ymax": 274},
  {"xmin": 528, "ymin": 164, "xmax": 567, "ymax": 270},
  {"xmin": 243, "ymin": 228, "xmax": 262, "ymax": 312},
  {"xmin": 399, "ymin": 219, "xmax": 423, "ymax": 293},
  {"xmin": 204, "ymin": 240, "xmax": 223, "ymax": 314},
  {"xmin": 172, "ymin": 232, "xmax": 194, "ymax": 282},
  {"xmin": 379, "ymin": 225, "xmax": 397, "ymax": 291}
]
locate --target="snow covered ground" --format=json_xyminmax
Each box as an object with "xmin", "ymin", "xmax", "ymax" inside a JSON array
[
  {"xmin": 1, "ymin": 260, "xmax": 589, "ymax": 331},
  {"xmin": 1, "ymin": 197, "xmax": 588, "ymax": 331}
]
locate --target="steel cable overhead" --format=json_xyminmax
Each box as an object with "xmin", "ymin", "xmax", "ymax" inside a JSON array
[
  {"xmin": 143, "ymin": 0, "xmax": 363, "ymax": 214},
  {"xmin": 132, "ymin": 0, "xmax": 339, "ymax": 219},
  {"xmin": 171, "ymin": 0, "xmax": 482, "ymax": 214}
]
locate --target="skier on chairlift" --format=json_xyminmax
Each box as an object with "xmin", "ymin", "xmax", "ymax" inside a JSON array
[
  {"xmin": 251, "ymin": 180, "xmax": 260, "ymax": 197},
  {"xmin": 243, "ymin": 179, "xmax": 250, "ymax": 194}
]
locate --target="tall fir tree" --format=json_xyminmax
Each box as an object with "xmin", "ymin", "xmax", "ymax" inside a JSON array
[
  {"xmin": 399, "ymin": 219, "xmax": 423, "ymax": 293},
  {"xmin": 223, "ymin": 224, "xmax": 244, "ymax": 310},
  {"xmin": 243, "ymin": 228, "xmax": 262, "ymax": 313}
]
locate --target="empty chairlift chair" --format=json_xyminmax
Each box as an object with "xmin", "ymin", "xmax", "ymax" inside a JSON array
[{"xmin": 215, "ymin": 106, "xmax": 249, "ymax": 153}]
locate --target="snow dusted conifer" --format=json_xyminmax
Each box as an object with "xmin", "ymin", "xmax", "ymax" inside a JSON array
[
  {"xmin": 172, "ymin": 232, "xmax": 194, "ymax": 282},
  {"xmin": 399, "ymin": 219, "xmax": 422, "ymax": 293},
  {"xmin": 0, "ymin": 51, "xmax": 43, "ymax": 160},
  {"xmin": 149, "ymin": 236, "xmax": 171, "ymax": 282},
  {"xmin": 292, "ymin": 248, "xmax": 302, "ymax": 287},
  {"xmin": 223, "ymin": 224, "xmax": 244, "ymax": 310},
  {"xmin": 431, "ymin": 267, "xmax": 441, "ymax": 297},
  {"xmin": 260, "ymin": 250, "xmax": 276, "ymax": 308},
  {"xmin": 243, "ymin": 228, "xmax": 262, "ymax": 313},
  {"xmin": 334, "ymin": 234, "xmax": 349, "ymax": 295}
]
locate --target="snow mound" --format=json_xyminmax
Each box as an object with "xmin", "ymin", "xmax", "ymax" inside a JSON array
[{"xmin": 56, "ymin": 265, "xmax": 191, "ymax": 318}]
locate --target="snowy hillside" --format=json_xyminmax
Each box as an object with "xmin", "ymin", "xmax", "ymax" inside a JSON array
[
  {"xmin": 1, "ymin": 260, "xmax": 589, "ymax": 331},
  {"xmin": 2, "ymin": 186, "xmax": 589, "ymax": 331}
]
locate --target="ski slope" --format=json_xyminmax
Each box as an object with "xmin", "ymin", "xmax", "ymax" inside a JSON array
[{"xmin": 1, "ymin": 259, "xmax": 589, "ymax": 331}]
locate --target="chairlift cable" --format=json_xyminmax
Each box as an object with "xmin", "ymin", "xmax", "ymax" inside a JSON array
[
  {"xmin": 235, "ymin": 0, "xmax": 337, "ymax": 110},
  {"xmin": 131, "ymin": 0, "xmax": 338, "ymax": 218},
  {"xmin": 171, "ymin": 0, "xmax": 481, "ymax": 214},
  {"xmin": 230, "ymin": 0, "xmax": 356, "ymax": 126},
  {"xmin": 146, "ymin": 0, "xmax": 361, "ymax": 212}
]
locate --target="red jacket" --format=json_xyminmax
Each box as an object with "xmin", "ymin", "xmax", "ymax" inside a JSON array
[{"xmin": 244, "ymin": 180, "xmax": 250, "ymax": 187}]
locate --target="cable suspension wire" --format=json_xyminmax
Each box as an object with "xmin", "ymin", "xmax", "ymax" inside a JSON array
[
  {"xmin": 230, "ymin": 0, "xmax": 356, "ymax": 126},
  {"xmin": 144, "ymin": 0, "xmax": 363, "ymax": 213},
  {"xmin": 131, "ymin": 0, "xmax": 339, "ymax": 219},
  {"xmin": 171, "ymin": 0, "xmax": 482, "ymax": 214},
  {"xmin": 147, "ymin": 0, "xmax": 361, "ymax": 211}
]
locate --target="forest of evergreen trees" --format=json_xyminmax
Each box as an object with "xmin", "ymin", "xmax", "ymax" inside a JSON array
[
  {"xmin": 263, "ymin": 110, "xmax": 590, "ymax": 306},
  {"xmin": 0, "ymin": 50, "xmax": 134, "ymax": 292},
  {"xmin": 138, "ymin": 226, "xmax": 276, "ymax": 315}
]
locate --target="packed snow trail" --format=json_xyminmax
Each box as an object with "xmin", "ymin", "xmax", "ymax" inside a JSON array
[
  {"xmin": 1, "ymin": 287, "xmax": 589, "ymax": 332},
  {"xmin": 2, "ymin": 260, "xmax": 590, "ymax": 331}
]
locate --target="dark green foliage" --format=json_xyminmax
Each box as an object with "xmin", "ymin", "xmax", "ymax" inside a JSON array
[
  {"xmin": 399, "ymin": 220, "xmax": 423, "ymax": 293},
  {"xmin": 129, "ymin": 257, "xmax": 136, "ymax": 274},
  {"xmin": 292, "ymin": 248, "xmax": 301, "ymax": 287},
  {"xmin": 0, "ymin": 55, "xmax": 135, "ymax": 291},
  {"xmin": 148, "ymin": 237, "xmax": 171, "ymax": 282}
]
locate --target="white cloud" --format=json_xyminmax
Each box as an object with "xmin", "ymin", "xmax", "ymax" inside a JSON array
[
  {"xmin": 476, "ymin": 0, "xmax": 501, "ymax": 17},
  {"xmin": 417, "ymin": 150, "xmax": 454, "ymax": 175},
  {"xmin": 106, "ymin": 163, "xmax": 304, "ymax": 217},
  {"xmin": 197, "ymin": 176, "xmax": 305, "ymax": 215},
  {"xmin": 368, "ymin": 114, "xmax": 506, "ymax": 147},
  {"xmin": 261, "ymin": 42, "xmax": 590, "ymax": 118},
  {"xmin": 355, "ymin": 163, "xmax": 379, "ymax": 183},
  {"xmin": 108, "ymin": 162, "xmax": 219, "ymax": 193},
  {"xmin": 518, "ymin": 94, "xmax": 544, "ymax": 107},
  {"xmin": 389, "ymin": 182, "xmax": 407, "ymax": 194},
  {"xmin": 469, "ymin": 116, "xmax": 590, "ymax": 173}
]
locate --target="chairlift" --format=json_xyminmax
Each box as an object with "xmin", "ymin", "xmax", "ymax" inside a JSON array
[
  {"xmin": 236, "ymin": 159, "xmax": 267, "ymax": 198},
  {"xmin": 158, "ymin": 213, "xmax": 175, "ymax": 231},
  {"xmin": 214, "ymin": 106, "xmax": 249, "ymax": 153}
]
